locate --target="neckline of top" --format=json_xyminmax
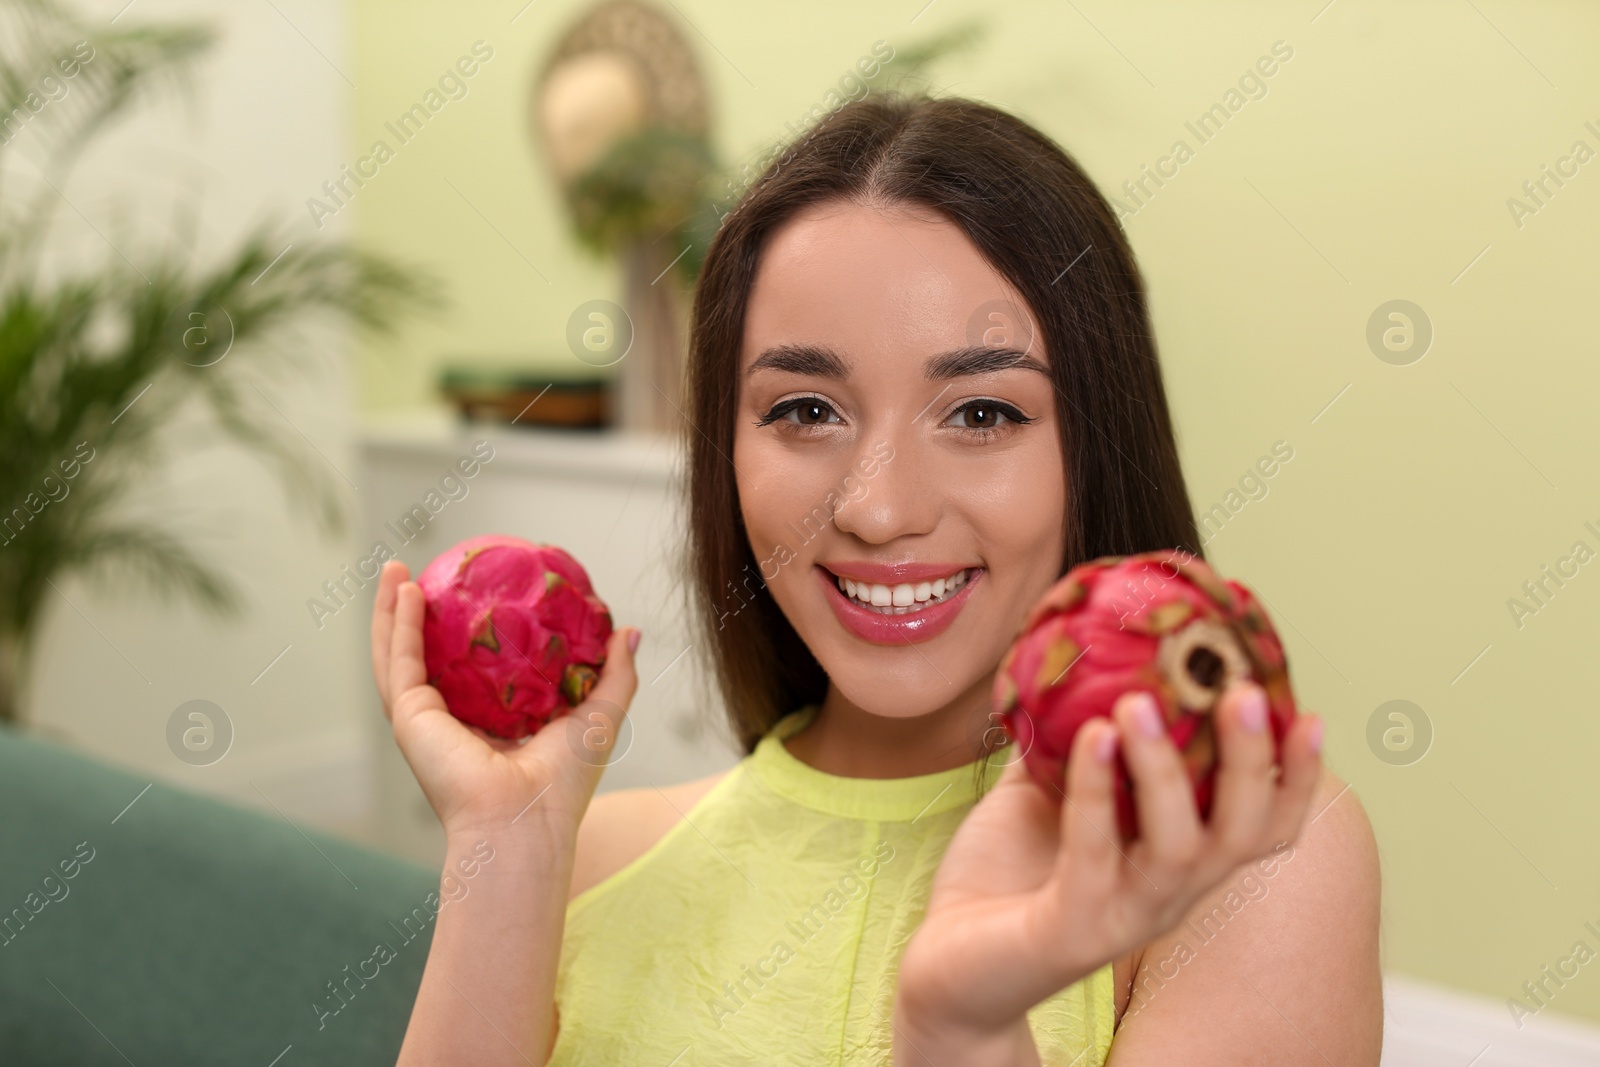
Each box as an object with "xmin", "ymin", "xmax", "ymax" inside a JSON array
[{"xmin": 746, "ymin": 704, "xmax": 1014, "ymax": 822}]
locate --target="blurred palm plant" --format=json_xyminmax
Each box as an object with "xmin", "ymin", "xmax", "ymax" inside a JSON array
[{"xmin": 0, "ymin": 0, "xmax": 435, "ymax": 722}]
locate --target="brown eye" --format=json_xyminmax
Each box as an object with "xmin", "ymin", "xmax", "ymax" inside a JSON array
[
  {"xmin": 1155, "ymin": 618, "xmax": 1250, "ymax": 713},
  {"xmin": 945, "ymin": 399, "xmax": 1032, "ymax": 432},
  {"xmin": 757, "ymin": 396, "xmax": 840, "ymax": 429},
  {"xmin": 965, "ymin": 405, "xmax": 999, "ymax": 428},
  {"xmin": 796, "ymin": 401, "xmax": 830, "ymax": 424}
]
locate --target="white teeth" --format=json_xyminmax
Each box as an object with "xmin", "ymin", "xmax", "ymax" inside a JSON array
[{"xmin": 833, "ymin": 569, "xmax": 973, "ymax": 615}]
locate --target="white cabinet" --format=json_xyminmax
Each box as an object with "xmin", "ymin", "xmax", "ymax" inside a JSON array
[{"xmin": 358, "ymin": 418, "xmax": 741, "ymax": 865}]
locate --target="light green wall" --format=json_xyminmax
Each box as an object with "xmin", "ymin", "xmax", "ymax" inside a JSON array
[{"xmin": 352, "ymin": 0, "xmax": 1600, "ymax": 1021}]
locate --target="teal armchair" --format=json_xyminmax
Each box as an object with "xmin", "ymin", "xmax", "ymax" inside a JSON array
[{"xmin": 0, "ymin": 728, "xmax": 438, "ymax": 1065}]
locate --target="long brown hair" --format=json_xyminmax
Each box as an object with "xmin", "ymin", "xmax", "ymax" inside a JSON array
[{"xmin": 683, "ymin": 90, "xmax": 1202, "ymax": 756}]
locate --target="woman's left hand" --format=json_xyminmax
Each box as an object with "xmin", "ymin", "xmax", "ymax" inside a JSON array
[{"xmin": 892, "ymin": 683, "xmax": 1324, "ymax": 1061}]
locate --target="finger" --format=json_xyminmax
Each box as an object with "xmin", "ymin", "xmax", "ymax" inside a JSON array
[
  {"xmin": 388, "ymin": 580, "xmax": 433, "ymax": 730},
  {"xmin": 370, "ymin": 560, "xmax": 408, "ymax": 714},
  {"xmin": 1264, "ymin": 712, "xmax": 1325, "ymax": 846},
  {"xmin": 546, "ymin": 627, "xmax": 641, "ymax": 766},
  {"xmin": 1205, "ymin": 682, "xmax": 1276, "ymax": 859},
  {"xmin": 1114, "ymin": 691, "xmax": 1203, "ymax": 868},
  {"xmin": 995, "ymin": 748, "xmax": 1032, "ymax": 788},
  {"xmin": 993, "ymin": 747, "xmax": 1061, "ymax": 838},
  {"xmin": 1057, "ymin": 717, "xmax": 1121, "ymax": 884},
  {"xmin": 935, "ymin": 744, "xmax": 1061, "ymax": 902},
  {"xmin": 585, "ymin": 626, "xmax": 641, "ymax": 715}
]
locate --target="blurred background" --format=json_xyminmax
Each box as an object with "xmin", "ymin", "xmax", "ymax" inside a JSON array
[{"xmin": 2, "ymin": 0, "xmax": 1598, "ymax": 1063}]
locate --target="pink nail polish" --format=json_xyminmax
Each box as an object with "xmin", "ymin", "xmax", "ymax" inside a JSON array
[
  {"xmin": 1239, "ymin": 688, "xmax": 1267, "ymax": 732},
  {"xmin": 1130, "ymin": 693, "xmax": 1163, "ymax": 738},
  {"xmin": 1308, "ymin": 716, "xmax": 1324, "ymax": 754},
  {"xmin": 1095, "ymin": 726, "xmax": 1118, "ymax": 764},
  {"xmin": 627, "ymin": 629, "xmax": 641, "ymax": 654}
]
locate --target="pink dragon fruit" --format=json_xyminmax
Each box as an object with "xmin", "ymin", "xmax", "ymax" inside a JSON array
[
  {"xmin": 993, "ymin": 549, "xmax": 1297, "ymax": 842},
  {"xmin": 418, "ymin": 535, "xmax": 613, "ymax": 740}
]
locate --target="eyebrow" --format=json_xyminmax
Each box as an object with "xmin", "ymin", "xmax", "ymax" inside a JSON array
[{"xmin": 746, "ymin": 343, "xmax": 1048, "ymax": 380}]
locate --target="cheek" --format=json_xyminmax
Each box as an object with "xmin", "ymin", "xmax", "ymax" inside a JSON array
[
  {"xmin": 962, "ymin": 436, "xmax": 1067, "ymax": 584},
  {"xmin": 733, "ymin": 430, "xmax": 777, "ymax": 554},
  {"xmin": 733, "ymin": 429, "xmax": 832, "ymax": 561}
]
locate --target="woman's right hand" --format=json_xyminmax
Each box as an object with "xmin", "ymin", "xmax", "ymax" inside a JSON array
[
  {"xmin": 370, "ymin": 559, "xmax": 640, "ymax": 843},
  {"xmin": 894, "ymin": 683, "xmax": 1323, "ymax": 1056}
]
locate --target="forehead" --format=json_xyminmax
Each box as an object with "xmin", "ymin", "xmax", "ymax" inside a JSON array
[{"xmin": 740, "ymin": 199, "xmax": 1039, "ymax": 368}]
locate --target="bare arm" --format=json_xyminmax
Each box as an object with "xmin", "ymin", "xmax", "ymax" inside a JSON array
[
  {"xmin": 369, "ymin": 560, "xmax": 641, "ymax": 1067},
  {"xmin": 399, "ymin": 828, "xmax": 575, "ymax": 1065},
  {"xmin": 403, "ymin": 760, "xmax": 732, "ymax": 1062},
  {"xmin": 1106, "ymin": 768, "xmax": 1383, "ymax": 1065}
]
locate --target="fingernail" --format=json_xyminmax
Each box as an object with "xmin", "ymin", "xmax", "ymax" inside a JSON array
[
  {"xmin": 1308, "ymin": 716, "xmax": 1324, "ymax": 754},
  {"xmin": 1239, "ymin": 686, "xmax": 1267, "ymax": 733},
  {"xmin": 1130, "ymin": 693, "xmax": 1163, "ymax": 738},
  {"xmin": 1094, "ymin": 724, "xmax": 1118, "ymax": 764},
  {"xmin": 627, "ymin": 628, "xmax": 641, "ymax": 654}
]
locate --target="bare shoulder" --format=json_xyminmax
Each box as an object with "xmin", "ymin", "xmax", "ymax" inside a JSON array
[
  {"xmin": 567, "ymin": 768, "xmax": 732, "ymax": 903},
  {"xmin": 1107, "ymin": 767, "xmax": 1384, "ymax": 1064}
]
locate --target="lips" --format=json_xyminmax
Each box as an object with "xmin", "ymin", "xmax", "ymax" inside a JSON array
[{"xmin": 815, "ymin": 562, "xmax": 984, "ymax": 645}]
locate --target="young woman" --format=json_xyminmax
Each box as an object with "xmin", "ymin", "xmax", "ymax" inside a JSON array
[{"xmin": 371, "ymin": 92, "xmax": 1383, "ymax": 1065}]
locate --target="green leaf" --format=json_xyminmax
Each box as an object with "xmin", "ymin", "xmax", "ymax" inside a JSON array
[{"xmin": 0, "ymin": 0, "xmax": 444, "ymax": 722}]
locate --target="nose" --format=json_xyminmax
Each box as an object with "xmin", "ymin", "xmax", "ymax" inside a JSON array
[{"xmin": 829, "ymin": 436, "xmax": 936, "ymax": 546}]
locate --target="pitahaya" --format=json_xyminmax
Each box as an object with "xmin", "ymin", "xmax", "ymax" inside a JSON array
[
  {"xmin": 418, "ymin": 535, "xmax": 613, "ymax": 740},
  {"xmin": 993, "ymin": 549, "xmax": 1297, "ymax": 842}
]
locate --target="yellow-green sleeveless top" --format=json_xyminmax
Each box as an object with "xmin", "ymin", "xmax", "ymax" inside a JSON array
[{"xmin": 549, "ymin": 705, "xmax": 1116, "ymax": 1066}]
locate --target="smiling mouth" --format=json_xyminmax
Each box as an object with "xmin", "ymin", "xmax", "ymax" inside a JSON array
[{"xmin": 829, "ymin": 568, "xmax": 974, "ymax": 615}]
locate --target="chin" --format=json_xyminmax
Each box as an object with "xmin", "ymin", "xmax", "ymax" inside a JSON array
[{"xmin": 823, "ymin": 653, "xmax": 984, "ymax": 720}]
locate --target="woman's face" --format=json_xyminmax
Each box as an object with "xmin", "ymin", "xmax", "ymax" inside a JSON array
[{"xmin": 733, "ymin": 199, "xmax": 1068, "ymax": 721}]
